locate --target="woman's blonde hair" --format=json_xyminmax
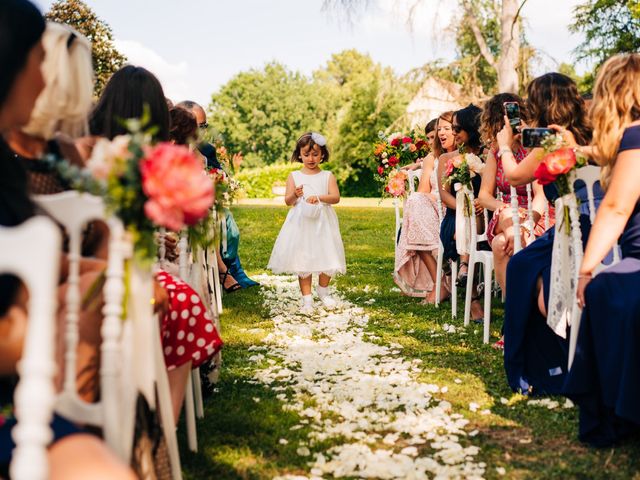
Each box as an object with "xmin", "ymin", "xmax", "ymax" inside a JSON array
[
  {"xmin": 591, "ymin": 53, "xmax": 640, "ymax": 189},
  {"xmin": 22, "ymin": 22, "xmax": 94, "ymax": 139}
]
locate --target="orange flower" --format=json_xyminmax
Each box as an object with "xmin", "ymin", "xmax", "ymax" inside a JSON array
[
  {"xmin": 374, "ymin": 143, "xmax": 387, "ymax": 156},
  {"xmin": 544, "ymin": 147, "xmax": 576, "ymax": 175}
]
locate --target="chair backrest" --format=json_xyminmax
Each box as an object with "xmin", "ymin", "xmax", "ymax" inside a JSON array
[
  {"xmin": 408, "ymin": 168, "xmax": 422, "ymax": 194},
  {"xmin": 464, "ymin": 187, "xmax": 490, "ymax": 248},
  {"xmin": 33, "ymin": 192, "xmax": 131, "ymax": 458},
  {"xmin": 0, "ymin": 216, "xmax": 61, "ymax": 480}
]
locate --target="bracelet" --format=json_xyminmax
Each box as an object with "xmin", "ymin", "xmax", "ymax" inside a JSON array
[
  {"xmin": 498, "ymin": 146, "xmax": 512, "ymax": 157},
  {"xmin": 578, "ymin": 273, "xmax": 593, "ymax": 279}
]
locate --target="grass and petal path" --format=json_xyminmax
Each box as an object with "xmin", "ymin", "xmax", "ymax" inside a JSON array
[{"xmin": 181, "ymin": 205, "xmax": 640, "ymax": 479}]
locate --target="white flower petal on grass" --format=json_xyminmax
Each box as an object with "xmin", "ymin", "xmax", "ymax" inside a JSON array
[
  {"xmin": 296, "ymin": 446, "xmax": 311, "ymax": 457},
  {"xmin": 454, "ymin": 378, "xmax": 463, "ymax": 384},
  {"xmin": 469, "ymin": 402, "xmax": 480, "ymax": 412},
  {"xmin": 563, "ymin": 398, "xmax": 575, "ymax": 409},
  {"xmin": 249, "ymin": 274, "xmax": 484, "ymax": 479},
  {"xmin": 500, "ymin": 397, "xmax": 509, "ymax": 405},
  {"xmin": 496, "ymin": 466, "xmax": 507, "ymax": 475},
  {"xmin": 279, "ymin": 438, "xmax": 289, "ymax": 445}
]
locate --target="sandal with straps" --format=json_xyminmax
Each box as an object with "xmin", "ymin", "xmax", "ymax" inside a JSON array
[
  {"xmin": 219, "ymin": 271, "xmax": 242, "ymax": 293},
  {"xmin": 456, "ymin": 261, "xmax": 469, "ymax": 287},
  {"xmin": 470, "ymin": 295, "xmax": 484, "ymax": 323}
]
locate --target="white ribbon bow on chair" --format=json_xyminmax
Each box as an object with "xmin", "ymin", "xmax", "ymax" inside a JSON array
[
  {"xmin": 547, "ymin": 193, "xmax": 581, "ymax": 339},
  {"xmin": 455, "ymin": 183, "xmax": 472, "ymax": 255}
]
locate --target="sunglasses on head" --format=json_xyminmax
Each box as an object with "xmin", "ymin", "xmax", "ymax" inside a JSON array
[{"xmin": 198, "ymin": 122, "xmax": 209, "ymax": 130}]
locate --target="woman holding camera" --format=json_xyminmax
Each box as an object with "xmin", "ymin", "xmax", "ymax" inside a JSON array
[
  {"xmin": 497, "ymin": 73, "xmax": 593, "ymax": 395},
  {"xmin": 478, "ymin": 93, "xmax": 551, "ymax": 296}
]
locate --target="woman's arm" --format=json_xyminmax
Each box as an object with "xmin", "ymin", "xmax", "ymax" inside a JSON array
[
  {"xmin": 530, "ymin": 180, "xmax": 546, "ymax": 223},
  {"xmin": 496, "ymin": 117, "xmax": 544, "ymax": 185},
  {"xmin": 284, "ymin": 173, "xmax": 302, "ymax": 206},
  {"xmin": 317, "ymin": 173, "xmax": 340, "ymax": 205},
  {"xmin": 477, "ymin": 150, "xmax": 502, "ymax": 211},
  {"xmin": 416, "ymin": 154, "xmax": 434, "ymax": 194},
  {"xmin": 438, "ymin": 153, "xmax": 457, "ymax": 209}
]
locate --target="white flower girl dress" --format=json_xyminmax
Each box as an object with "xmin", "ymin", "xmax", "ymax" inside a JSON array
[{"xmin": 268, "ymin": 170, "xmax": 346, "ymax": 277}]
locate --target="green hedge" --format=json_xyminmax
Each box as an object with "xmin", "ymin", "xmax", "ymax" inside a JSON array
[{"xmin": 236, "ymin": 163, "xmax": 300, "ymax": 198}]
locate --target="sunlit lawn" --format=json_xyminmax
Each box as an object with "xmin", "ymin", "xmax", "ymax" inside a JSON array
[{"xmin": 180, "ymin": 205, "xmax": 640, "ymax": 480}]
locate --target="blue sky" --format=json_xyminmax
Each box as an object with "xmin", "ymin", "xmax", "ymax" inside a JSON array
[{"xmin": 35, "ymin": 0, "xmax": 587, "ymax": 105}]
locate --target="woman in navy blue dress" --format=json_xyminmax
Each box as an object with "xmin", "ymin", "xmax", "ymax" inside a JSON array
[
  {"xmin": 566, "ymin": 53, "xmax": 640, "ymax": 447},
  {"xmin": 495, "ymin": 72, "xmax": 592, "ymax": 393}
]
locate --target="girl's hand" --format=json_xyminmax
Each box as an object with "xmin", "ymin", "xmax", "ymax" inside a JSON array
[
  {"xmin": 548, "ymin": 124, "xmax": 578, "ymax": 148},
  {"xmin": 576, "ymin": 273, "xmax": 592, "ymax": 309},
  {"xmin": 306, "ymin": 196, "xmax": 320, "ymax": 204},
  {"xmin": 295, "ymin": 186, "xmax": 304, "ymax": 198},
  {"xmin": 497, "ymin": 115, "xmax": 514, "ymax": 150}
]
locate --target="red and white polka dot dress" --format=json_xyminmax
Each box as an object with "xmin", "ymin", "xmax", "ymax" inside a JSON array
[{"xmin": 156, "ymin": 270, "xmax": 223, "ymax": 371}]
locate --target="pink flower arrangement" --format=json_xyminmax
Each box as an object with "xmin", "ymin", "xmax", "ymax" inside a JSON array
[
  {"xmin": 140, "ymin": 143, "xmax": 214, "ymax": 231},
  {"xmin": 386, "ymin": 170, "xmax": 408, "ymax": 197}
]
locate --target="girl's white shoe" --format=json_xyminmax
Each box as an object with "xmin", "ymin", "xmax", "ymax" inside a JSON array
[
  {"xmin": 317, "ymin": 286, "xmax": 337, "ymax": 309},
  {"xmin": 299, "ymin": 294, "xmax": 314, "ymax": 315}
]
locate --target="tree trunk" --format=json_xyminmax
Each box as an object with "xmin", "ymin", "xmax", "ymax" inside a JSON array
[{"xmin": 497, "ymin": 0, "xmax": 520, "ymax": 93}]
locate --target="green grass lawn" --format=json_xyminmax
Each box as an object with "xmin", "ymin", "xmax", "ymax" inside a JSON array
[{"xmin": 180, "ymin": 205, "xmax": 640, "ymax": 480}]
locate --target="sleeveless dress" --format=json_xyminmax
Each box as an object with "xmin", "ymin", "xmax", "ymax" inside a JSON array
[
  {"xmin": 486, "ymin": 147, "xmax": 555, "ymax": 245},
  {"xmin": 393, "ymin": 166, "xmax": 441, "ymax": 296},
  {"xmin": 563, "ymin": 125, "xmax": 640, "ymax": 447},
  {"xmin": 268, "ymin": 170, "xmax": 346, "ymax": 277}
]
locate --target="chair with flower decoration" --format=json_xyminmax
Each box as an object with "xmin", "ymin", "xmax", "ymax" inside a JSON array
[
  {"xmin": 457, "ymin": 186, "xmax": 495, "ymax": 343},
  {"xmin": 34, "ymin": 191, "xmax": 183, "ymax": 479},
  {"xmin": 0, "ymin": 216, "xmax": 61, "ymax": 480},
  {"xmin": 433, "ymin": 160, "xmax": 458, "ymax": 318},
  {"xmin": 552, "ymin": 166, "xmax": 621, "ymax": 370}
]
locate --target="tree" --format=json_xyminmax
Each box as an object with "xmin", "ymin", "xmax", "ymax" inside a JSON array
[
  {"xmin": 209, "ymin": 62, "xmax": 329, "ymax": 167},
  {"xmin": 323, "ymin": 0, "xmax": 527, "ymax": 93},
  {"xmin": 571, "ymin": 0, "xmax": 640, "ymax": 89},
  {"xmin": 315, "ymin": 51, "xmax": 410, "ymax": 196},
  {"xmin": 46, "ymin": 0, "xmax": 126, "ymax": 96}
]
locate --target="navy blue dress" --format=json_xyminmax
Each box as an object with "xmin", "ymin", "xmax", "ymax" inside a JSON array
[
  {"xmin": 563, "ymin": 125, "xmax": 640, "ymax": 447},
  {"xmin": 503, "ymin": 177, "xmax": 604, "ymax": 395}
]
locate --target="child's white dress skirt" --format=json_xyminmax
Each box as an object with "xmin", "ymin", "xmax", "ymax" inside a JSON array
[{"xmin": 268, "ymin": 170, "xmax": 346, "ymax": 277}]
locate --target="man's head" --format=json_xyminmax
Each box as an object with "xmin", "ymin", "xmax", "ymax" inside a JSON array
[{"xmin": 177, "ymin": 100, "xmax": 207, "ymax": 129}]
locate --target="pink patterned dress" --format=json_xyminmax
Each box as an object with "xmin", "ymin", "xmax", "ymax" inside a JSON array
[
  {"xmin": 486, "ymin": 146, "xmax": 554, "ymax": 245},
  {"xmin": 394, "ymin": 167, "xmax": 441, "ymax": 297}
]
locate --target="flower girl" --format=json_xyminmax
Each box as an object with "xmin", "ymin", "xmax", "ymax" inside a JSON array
[{"xmin": 268, "ymin": 132, "xmax": 346, "ymax": 313}]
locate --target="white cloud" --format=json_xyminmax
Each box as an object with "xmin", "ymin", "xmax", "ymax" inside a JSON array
[{"xmin": 114, "ymin": 39, "xmax": 191, "ymax": 103}]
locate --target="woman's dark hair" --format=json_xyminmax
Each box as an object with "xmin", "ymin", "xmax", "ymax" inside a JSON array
[
  {"xmin": 169, "ymin": 107, "xmax": 197, "ymax": 145},
  {"xmin": 454, "ymin": 104, "xmax": 483, "ymax": 150},
  {"xmin": 0, "ymin": 0, "xmax": 45, "ymax": 108},
  {"xmin": 480, "ymin": 93, "xmax": 527, "ymax": 146},
  {"xmin": 527, "ymin": 72, "xmax": 591, "ymax": 145},
  {"xmin": 89, "ymin": 65, "xmax": 170, "ymax": 141},
  {"xmin": 290, "ymin": 132, "xmax": 330, "ymax": 163},
  {"xmin": 425, "ymin": 118, "xmax": 437, "ymax": 135}
]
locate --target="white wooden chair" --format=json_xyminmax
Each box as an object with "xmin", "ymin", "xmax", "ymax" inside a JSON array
[
  {"xmin": 177, "ymin": 232, "xmax": 199, "ymax": 453},
  {"xmin": 407, "ymin": 168, "xmax": 421, "ymax": 193},
  {"xmin": 34, "ymin": 192, "xmax": 182, "ymax": 479},
  {"xmin": 433, "ymin": 162, "xmax": 458, "ymax": 318},
  {"xmin": 459, "ymin": 187, "xmax": 495, "ymax": 343},
  {"xmin": 0, "ymin": 217, "xmax": 61, "ymax": 480},
  {"xmin": 566, "ymin": 166, "xmax": 620, "ymax": 369}
]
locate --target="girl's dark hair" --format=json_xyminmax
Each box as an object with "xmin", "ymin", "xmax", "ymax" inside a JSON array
[
  {"xmin": 169, "ymin": 107, "xmax": 197, "ymax": 145},
  {"xmin": 480, "ymin": 93, "xmax": 527, "ymax": 146},
  {"xmin": 433, "ymin": 111, "xmax": 454, "ymax": 158},
  {"xmin": 0, "ymin": 0, "xmax": 45, "ymax": 108},
  {"xmin": 89, "ymin": 65, "xmax": 170, "ymax": 141},
  {"xmin": 425, "ymin": 118, "xmax": 437, "ymax": 135},
  {"xmin": 454, "ymin": 104, "xmax": 483, "ymax": 150},
  {"xmin": 290, "ymin": 132, "xmax": 330, "ymax": 163},
  {"xmin": 527, "ymin": 72, "xmax": 591, "ymax": 145}
]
